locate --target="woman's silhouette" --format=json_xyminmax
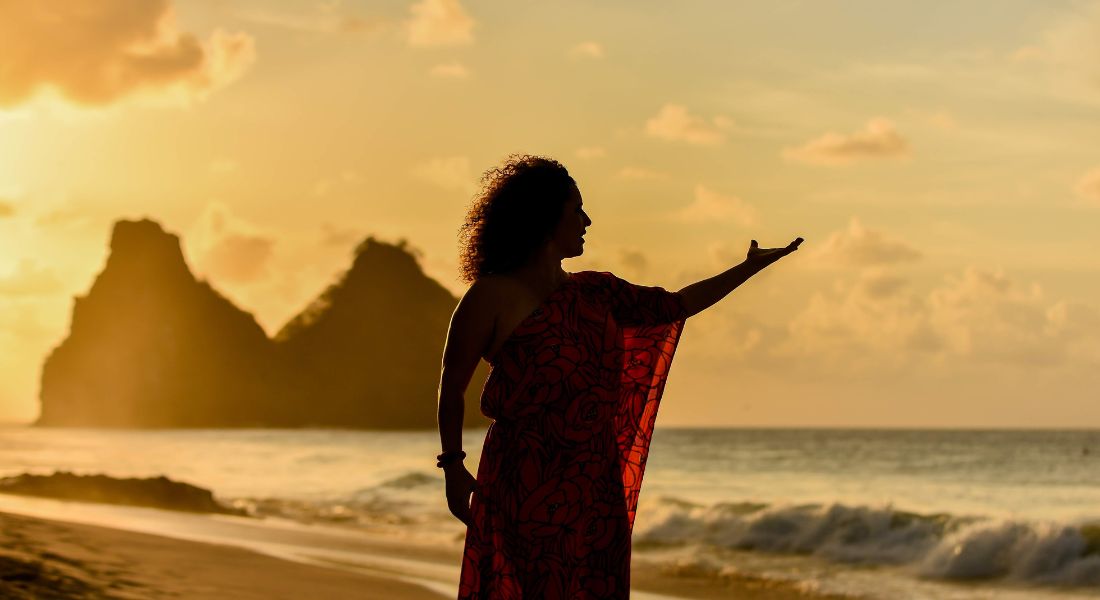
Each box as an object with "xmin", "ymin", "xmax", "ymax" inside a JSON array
[{"xmin": 437, "ymin": 154, "xmax": 801, "ymax": 598}]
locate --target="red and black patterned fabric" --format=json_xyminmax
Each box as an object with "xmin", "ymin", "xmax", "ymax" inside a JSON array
[{"xmin": 458, "ymin": 270, "xmax": 689, "ymax": 599}]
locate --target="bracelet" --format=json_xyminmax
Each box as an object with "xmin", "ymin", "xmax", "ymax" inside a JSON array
[{"xmin": 436, "ymin": 450, "xmax": 466, "ymax": 468}]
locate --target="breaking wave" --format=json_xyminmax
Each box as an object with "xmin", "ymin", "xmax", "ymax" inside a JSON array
[
  {"xmin": 228, "ymin": 470, "xmax": 447, "ymax": 527},
  {"xmin": 634, "ymin": 496, "xmax": 1100, "ymax": 587},
  {"xmin": 222, "ymin": 467, "xmax": 1100, "ymax": 589}
]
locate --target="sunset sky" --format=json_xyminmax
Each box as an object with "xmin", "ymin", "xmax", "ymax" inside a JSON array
[{"xmin": 1, "ymin": 0, "xmax": 1099, "ymax": 427}]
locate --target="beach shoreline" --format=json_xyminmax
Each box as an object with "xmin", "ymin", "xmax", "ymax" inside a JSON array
[
  {"xmin": 0, "ymin": 501, "xmax": 848, "ymax": 599},
  {"xmin": 0, "ymin": 509, "xmax": 444, "ymax": 599}
]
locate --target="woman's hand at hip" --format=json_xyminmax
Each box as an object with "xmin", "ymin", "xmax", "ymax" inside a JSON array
[{"xmin": 444, "ymin": 463, "xmax": 478, "ymax": 527}]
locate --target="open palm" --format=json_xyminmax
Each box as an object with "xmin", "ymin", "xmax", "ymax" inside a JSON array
[{"xmin": 746, "ymin": 237, "xmax": 803, "ymax": 269}]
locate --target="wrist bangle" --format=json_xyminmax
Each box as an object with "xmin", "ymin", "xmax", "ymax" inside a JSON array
[{"xmin": 436, "ymin": 450, "xmax": 466, "ymax": 468}]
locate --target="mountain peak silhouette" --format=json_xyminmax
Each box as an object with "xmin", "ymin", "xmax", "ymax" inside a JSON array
[{"xmin": 37, "ymin": 219, "xmax": 490, "ymax": 430}]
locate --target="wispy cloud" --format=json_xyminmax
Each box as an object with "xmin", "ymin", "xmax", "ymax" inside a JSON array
[
  {"xmin": 813, "ymin": 217, "xmax": 921, "ymax": 267},
  {"xmin": 406, "ymin": 0, "xmax": 475, "ymax": 47},
  {"xmin": 674, "ymin": 184, "xmax": 757, "ymax": 227},
  {"xmin": 615, "ymin": 167, "xmax": 668, "ymax": 180},
  {"xmin": 569, "ymin": 41, "xmax": 604, "ymax": 59},
  {"xmin": 0, "ymin": 0, "xmax": 255, "ymax": 107},
  {"xmin": 576, "ymin": 146, "xmax": 606, "ymax": 160},
  {"xmin": 235, "ymin": 6, "xmax": 385, "ymax": 35},
  {"xmin": 412, "ymin": 156, "xmax": 476, "ymax": 193},
  {"xmin": 429, "ymin": 61, "xmax": 470, "ymax": 79},
  {"xmin": 902, "ymin": 108, "xmax": 957, "ymax": 131},
  {"xmin": 783, "ymin": 118, "xmax": 910, "ymax": 166},
  {"xmin": 1074, "ymin": 166, "xmax": 1100, "ymax": 204},
  {"xmin": 0, "ymin": 259, "xmax": 64, "ymax": 296},
  {"xmin": 781, "ymin": 266, "xmax": 1100, "ymax": 373},
  {"xmin": 618, "ymin": 247, "xmax": 649, "ymax": 280},
  {"xmin": 645, "ymin": 104, "xmax": 732, "ymax": 145},
  {"xmin": 312, "ymin": 170, "xmax": 364, "ymax": 198},
  {"xmin": 190, "ymin": 202, "xmax": 275, "ymax": 284}
]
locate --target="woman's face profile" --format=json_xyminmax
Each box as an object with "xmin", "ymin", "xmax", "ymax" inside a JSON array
[{"xmin": 549, "ymin": 186, "xmax": 591, "ymax": 259}]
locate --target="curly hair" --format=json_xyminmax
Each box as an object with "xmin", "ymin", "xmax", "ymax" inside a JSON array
[{"xmin": 457, "ymin": 154, "xmax": 577, "ymax": 283}]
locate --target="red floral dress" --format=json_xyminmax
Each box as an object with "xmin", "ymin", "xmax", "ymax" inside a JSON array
[{"xmin": 458, "ymin": 270, "xmax": 689, "ymax": 599}]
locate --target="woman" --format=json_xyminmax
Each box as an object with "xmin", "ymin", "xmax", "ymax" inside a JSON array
[{"xmin": 437, "ymin": 154, "xmax": 801, "ymax": 598}]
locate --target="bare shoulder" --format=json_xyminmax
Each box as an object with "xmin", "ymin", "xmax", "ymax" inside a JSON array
[
  {"xmin": 454, "ymin": 275, "xmax": 515, "ymax": 328},
  {"xmin": 466, "ymin": 273, "xmax": 511, "ymax": 299},
  {"xmin": 471, "ymin": 273, "xmax": 528, "ymax": 303}
]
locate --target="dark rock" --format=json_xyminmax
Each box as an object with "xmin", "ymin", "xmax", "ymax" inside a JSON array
[
  {"xmin": 36, "ymin": 218, "xmax": 491, "ymax": 430},
  {"xmin": 38, "ymin": 219, "xmax": 276, "ymax": 427},
  {"xmin": 271, "ymin": 237, "xmax": 485, "ymax": 428},
  {"xmin": 0, "ymin": 471, "xmax": 245, "ymax": 515}
]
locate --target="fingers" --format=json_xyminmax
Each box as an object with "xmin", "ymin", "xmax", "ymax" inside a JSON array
[{"xmin": 751, "ymin": 238, "xmax": 803, "ymax": 252}]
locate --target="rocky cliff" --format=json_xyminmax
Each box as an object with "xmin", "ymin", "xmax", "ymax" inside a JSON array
[{"xmin": 36, "ymin": 218, "xmax": 491, "ymax": 430}]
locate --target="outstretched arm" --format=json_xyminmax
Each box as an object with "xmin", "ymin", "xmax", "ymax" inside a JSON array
[{"xmin": 676, "ymin": 237, "xmax": 803, "ymax": 318}]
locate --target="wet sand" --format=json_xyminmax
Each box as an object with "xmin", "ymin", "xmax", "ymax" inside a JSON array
[
  {"xmin": 0, "ymin": 508, "xmax": 849, "ymax": 599},
  {"xmin": 0, "ymin": 510, "xmax": 442, "ymax": 599}
]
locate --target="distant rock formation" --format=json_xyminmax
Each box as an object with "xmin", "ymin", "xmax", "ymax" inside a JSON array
[
  {"xmin": 0, "ymin": 471, "xmax": 244, "ymax": 515},
  {"xmin": 271, "ymin": 237, "xmax": 473, "ymax": 428},
  {"xmin": 36, "ymin": 218, "xmax": 492, "ymax": 430}
]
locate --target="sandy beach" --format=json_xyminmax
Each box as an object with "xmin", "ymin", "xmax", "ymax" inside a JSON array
[
  {"xmin": 0, "ymin": 505, "xmax": 848, "ymax": 599},
  {"xmin": 0, "ymin": 510, "xmax": 442, "ymax": 599}
]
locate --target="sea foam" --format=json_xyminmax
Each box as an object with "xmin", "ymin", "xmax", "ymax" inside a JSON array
[{"xmin": 633, "ymin": 495, "xmax": 1100, "ymax": 587}]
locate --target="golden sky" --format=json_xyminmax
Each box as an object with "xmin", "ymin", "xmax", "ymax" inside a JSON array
[{"xmin": 1, "ymin": 0, "xmax": 1099, "ymax": 426}]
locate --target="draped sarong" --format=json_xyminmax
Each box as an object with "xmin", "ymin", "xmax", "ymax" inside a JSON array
[{"xmin": 458, "ymin": 270, "xmax": 689, "ymax": 599}]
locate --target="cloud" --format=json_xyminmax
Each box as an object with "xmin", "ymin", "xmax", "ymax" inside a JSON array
[
  {"xmin": 1074, "ymin": 166, "xmax": 1100, "ymax": 204},
  {"xmin": 190, "ymin": 202, "xmax": 275, "ymax": 284},
  {"xmin": 236, "ymin": 5, "xmax": 385, "ymax": 35},
  {"xmin": 675, "ymin": 185, "xmax": 758, "ymax": 226},
  {"xmin": 320, "ymin": 222, "xmax": 362, "ymax": 248},
  {"xmin": 406, "ymin": 0, "xmax": 475, "ymax": 47},
  {"xmin": 783, "ymin": 118, "xmax": 909, "ymax": 166},
  {"xmin": 569, "ymin": 42, "xmax": 604, "ymax": 59},
  {"xmin": 707, "ymin": 241, "xmax": 743, "ymax": 268},
  {"xmin": 814, "ymin": 217, "xmax": 921, "ymax": 267},
  {"xmin": 312, "ymin": 170, "xmax": 363, "ymax": 197},
  {"xmin": 618, "ymin": 247, "xmax": 649, "ymax": 279},
  {"xmin": 1010, "ymin": 45, "xmax": 1045, "ymax": 63},
  {"xmin": 412, "ymin": 156, "xmax": 476, "ymax": 193},
  {"xmin": 35, "ymin": 205, "xmax": 92, "ymax": 229},
  {"xmin": 429, "ymin": 61, "xmax": 470, "ymax": 79},
  {"xmin": 202, "ymin": 233, "xmax": 275, "ymax": 284},
  {"xmin": 902, "ymin": 108, "xmax": 957, "ymax": 131},
  {"xmin": 576, "ymin": 146, "xmax": 606, "ymax": 159},
  {"xmin": 0, "ymin": 260, "xmax": 64, "ymax": 296},
  {"xmin": 779, "ymin": 266, "xmax": 1100, "ymax": 374},
  {"xmin": 0, "ymin": 1, "xmax": 256, "ymax": 108},
  {"xmin": 338, "ymin": 15, "xmax": 384, "ymax": 34},
  {"xmin": 645, "ymin": 104, "xmax": 732, "ymax": 145},
  {"xmin": 615, "ymin": 167, "xmax": 668, "ymax": 181},
  {"xmin": 1006, "ymin": 2, "xmax": 1100, "ymax": 96},
  {"xmin": 0, "ymin": 201, "xmax": 13, "ymax": 218}
]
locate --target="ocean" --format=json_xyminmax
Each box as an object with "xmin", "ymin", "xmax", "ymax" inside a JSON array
[{"xmin": 1, "ymin": 425, "xmax": 1098, "ymax": 599}]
